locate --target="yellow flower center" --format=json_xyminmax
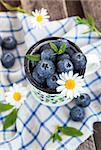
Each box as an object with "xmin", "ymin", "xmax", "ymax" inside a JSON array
[
  {"xmin": 13, "ymin": 92, "xmax": 21, "ymax": 101},
  {"xmin": 36, "ymin": 15, "xmax": 43, "ymax": 22},
  {"xmin": 65, "ymin": 80, "xmax": 76, "ymax": 90}
]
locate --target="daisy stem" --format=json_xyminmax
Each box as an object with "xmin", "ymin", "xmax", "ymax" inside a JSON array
[
  {"xmin": 0, "ymin": 0, "xmax": 33, "ymax": 16},
  {"xmin": 16, "ymin": 7, "xmax": 32, "ymax": 16}
]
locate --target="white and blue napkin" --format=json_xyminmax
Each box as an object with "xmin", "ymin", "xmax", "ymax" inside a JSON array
[{"xmin": 0, "ymin": 12, "xmax": 100, "ymax": 150}]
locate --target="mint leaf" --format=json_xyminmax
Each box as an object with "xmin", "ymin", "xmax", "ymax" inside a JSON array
[
  {"xmin": 76, "ymin": 16, "xmax": 82, "ymax": 22},
  {"xmin": 55, "ymin": 133, "xmax": 62, "ymax": 142},
  {"xmin": 58, "ymin": 126, "xmax": 83, "ymax": 137},
  {"xmin": 58, "ymin": 43, "xmax": 66, "ymax": 54},
  {"xmin": 26, "ymin": 54, "xmax": 40, "ymax": 62},
  {"xmin": 49, "ymin": 42, "xmax": 66, "ymax": 55},
  {"xmin": 50, "ymin": 133, "xmax": 56, "ymax": 142},
  {"xmin": 3, "ymin": 108, "xmax": 17, "ymax": 130},
  {"xmin": 75, "ymin": 16, "xmax": 101, "ymax": 37},
  {"xmin": 49, "ymin": 42, "xmax": 58, "ymax": 53},
  {"xmin": 50, "ymin": 132, "xmax": 62, "ymax": 143},
  {"xmin": 87, "ymin": 16, "xmax": 94, "ymax": 26},
  {"xmin": 0, "ymin": 103, "xmax": 13, "ymax": 112},
  {"xmin": 76, "ymin": 16, "xmax": 87, "ymax": 24},
  {"xmin": 50, "ymin": 125, "xmax": 83, "ymax": 143}
]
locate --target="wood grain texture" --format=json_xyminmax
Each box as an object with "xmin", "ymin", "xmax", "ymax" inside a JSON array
[
  {"xmin": 66, "ymin": 0, "xmax": 84, "ymax": 17},
  {"xmin": 20, "ymin": 0, "xmax": 68, "ymax": 20},
  {"xmin": 81, "ymin": 0, "xmax": 101, "ymax": 30},
  {"xmin": 93, "ymin": 122, "xmax": 101, "ymax": 150},
  {"xmin": 77, "ymin": 136, "xmax": 96, "ymax": 150}
]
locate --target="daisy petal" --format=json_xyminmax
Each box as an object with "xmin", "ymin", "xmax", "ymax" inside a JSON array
[
  {"xmin": 5, "ymin": 83, "xmax": 27, "ymax": 109},
  {"xmin": 44, "ymin": 15, "xmax": 50, "ymax": 19},
  {"xmin": 60, "ymin": 89, "xmax": 67, "ymax": 96},
  {"xmin": 68, "ymin": 71, "xmax": 73, "ymax": 78},
  {"xmin": 64, "ymin": 72, "xmax": 69, "ymax": 80},
  {"xmin": 57, "ymin": 71, "xmax": 83, "ymax": 100},
  {"xmin": 59, "ymin": 73, "xmax": 65, "ymax": 80},
  {"xmin": 57, "ymin": 80, "xmax": 65, "ymax": 85},
  {"xmin": 32, "ymin": 11, "xmax": 37, "ymax": 16},
  {"xmin": 67, "ymin": 90, "xmax": 74, "ymax": 100},
  {"xmin": 41, "ymin": 8, "xmax": 48, "ymax": 15},
  {"xmin": 66, "ymin": 91, "xmax": 70, "ymax": 99},
  {"xmin": 56, "ymin": 86, "xmax": 64, "ymax": 92},
  {"xmin": 72, "ymin": 73, "xmax": 79, "ymax": 79}
]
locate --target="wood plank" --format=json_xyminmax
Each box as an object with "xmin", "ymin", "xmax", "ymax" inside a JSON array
[
  {"xmin": 77, "ymin": 136, "xmax": 96, "ymax": 150},
  {"xmin": 81, "ymin": 0, "xmax": 101, "ymax": 30},
  {"xmin": 66, "ymin": 0, "xmax": 84, "ymax": 17},
  {"xmin": 20, "ymin": 0, "xmax": 68, "ymax": 20},
  {"xmin": 93, "ymin": 122, "xmax": 101, "ymax": 150}
]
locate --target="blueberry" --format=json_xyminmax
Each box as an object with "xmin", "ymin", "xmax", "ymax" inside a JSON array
[
  {"xmin": 54, "ymin": 39, "xmax": 70, "ymax": 50},
  {"xmin": 65, "ymin": 45, "xmax": 76, "ymax": 56},
  {"xmin": 70, "ymin": 106, "xmax": 85, "ymax": 121},
  {"xmin": 1, "ymin": 52, "xmax": 15, "ymax": 68},
  {"xmin": 31, "ymin": 61, "xmax": 37, "ymax": 68},
  {"xmin": 57, "ymin": 54, "xmax": 70, "ymax": 61},
  {"xmin": 40, "ymin": 43, "xmax": 51, "ymax": 52},
  {"xmin": 72, "ymin": 52, "xmax": 87, "ymax": 70},
  {"xmin": 0, "ymin": 36, "xmax": 2, "ymax": 46},
  {"xmin": 57, "ymin": 59, "xmax": 73, "ymax": 73},
  {"xmin": 74, "ymin": 93, "xmax": 91, "ymax": 107},
  {"xmin": 36, "ymin": 60, "xmax": 55, "ymax": 78},
  {"xmin": 2, "ymin": 36, "xmax": 17, "ymax": 50},
  {"xmin": 46, "ymin": 73, "xmax": 58, "ymax": 90},
  {"xmin": 32, "ymin": 68, "xmax": 45, "ymax": 84},
  {"xmin": 41, "ymin": 49, "xmax": 56, "ymax": 61}
]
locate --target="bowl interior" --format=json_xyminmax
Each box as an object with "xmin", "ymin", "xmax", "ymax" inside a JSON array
[{"xmin": 24, "ymin": 37, "xmax": 85, "ymax": 94}]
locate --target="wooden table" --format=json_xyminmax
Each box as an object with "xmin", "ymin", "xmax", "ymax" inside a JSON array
[{"xmin": 0, "ymin": 0, "xmax": 101, "ymax": 150}]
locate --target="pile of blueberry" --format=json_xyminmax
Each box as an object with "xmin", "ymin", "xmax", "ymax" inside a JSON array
[
  {"xmin": 29, "ymin": 39, "xmax": 87, "ymax": 92},
  {"xmin": 0, "ymin": 36, "xmax": 17, "ymax": 68},
  {"xmin": 0, "ymin": 36, "xmax": 91, "ymax": 122},
  {"xmin": 29, "ymin": 38, "xmax": 91, "ymax": 122},
  {"xmin": 70, "ymin": 93, "xmax": 91, "ymax": 121}
]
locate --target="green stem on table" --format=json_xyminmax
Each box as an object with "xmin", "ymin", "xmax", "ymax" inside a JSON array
[
  {"xmin": 75, "ymin": 16, "xmax": 101, "ymax": 37},
  {"xmin": 0, "ymin": 0, "xmax": 32, "ymax": 16}
]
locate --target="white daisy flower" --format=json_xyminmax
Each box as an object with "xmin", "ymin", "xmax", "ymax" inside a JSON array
[
  {"xmin": 56, "ymin": 71, "xmax": 84, "ymax": 100},
  {"xmin": 32, "ymin": 8, "xmax": 50, "ymax": 29},
  {"xmin": 5, "ymin": 83, "xmax": 28, "ymax": 109}
]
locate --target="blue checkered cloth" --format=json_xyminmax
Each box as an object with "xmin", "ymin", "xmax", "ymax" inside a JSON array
[{"xmin": 0, "ymin": 12, "xmax": 101, "ymax": 150}]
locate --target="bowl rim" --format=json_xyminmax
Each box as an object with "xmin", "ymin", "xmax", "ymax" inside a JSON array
[{"xmin": 24, "ymin": 37, "xmax": 84, "ymax": 94}]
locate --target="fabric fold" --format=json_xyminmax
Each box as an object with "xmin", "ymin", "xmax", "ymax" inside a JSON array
[{"xmin": 0, "ymin": 12, "xmax": 100, "ymax": 150}]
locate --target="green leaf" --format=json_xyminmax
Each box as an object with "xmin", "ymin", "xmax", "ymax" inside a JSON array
[
  {"xmin": 0, "ymin": 103, "xmax": 13, "ymax": 112},
  {"xmin": 87, "ymin": 16, "xmax": 94, "ymax": 26},
  {"xmin": 50, "ymin": 132, "xmax": 62, "ymax": 143},
  {"xmin": 58, "ymin": 43, "xmax": 66, "ymax": 54},
  {"xmin": 49, "ymin": 42, "xmax": 58, "ymax": 53},
  {"xmin": 76, "ymin": 16, "xmax": 87, "ymax": 24},
  {"xmin": 75, "ymin": 16, "xmax": 101, "ymax": 37},
  {"xmin": 82, "ymin": 29, "xmax": 93, "ymax": 34},
  {"xmin": 76, "ymin": 16, "xmax": 82, "ymax": 22},
  {"xmin": 26, "ymin": 54, "xmax": 41, "ymax": 62},
  {"xmin": 3, "ymin": 108, "xmax": 17, "ymax": 130},
  {"xmin": 58, "ymin": 126, "xmax": 83, "ymax": 137},
  {"xmin": 55, "ymin": 133, "xmax": 62, "ymax": 142}
]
